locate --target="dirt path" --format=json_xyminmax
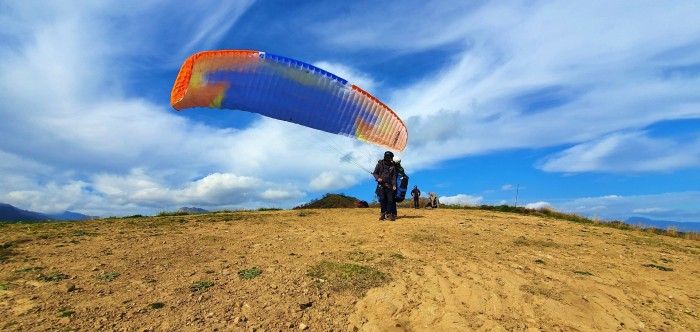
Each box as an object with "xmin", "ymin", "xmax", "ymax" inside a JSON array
[{"xmin": 1, "ymin": 208, "xmax": 699, "ymax": 331}]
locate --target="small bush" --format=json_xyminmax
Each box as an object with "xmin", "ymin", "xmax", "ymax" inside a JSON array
[
  {"xmin": 97, "ymin": 272, "xmax": 120, "ymax": 281},
  {"xmin": 57, "ymin": 308, "xmax": 75, "ymax": 317},
  {"xmin": 156, "ymin": 211, "xmax": 190, "ymax": 217},
  {"xmin": 38, "ymin": 273, "xmax": 69, "ymax": 282},
  {"xmin": 148, "ymin": 302, "xmax": 165, "ymax": 309},
  {"xmin": 189, "ymin": 281, "xmax": 214, "ymax": 292},
  {"xmin": 238, "ymin": 267, "xmax": 262, "ymax": 279}
]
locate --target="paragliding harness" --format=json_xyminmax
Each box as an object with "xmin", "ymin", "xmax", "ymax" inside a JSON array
[
  {"xmin": 374, "ymin": 161, "xmax": 409, "ymax": 203},
  {"xmin": 394, "ymin": 173, "xmax": 409, "ymax": 202}
]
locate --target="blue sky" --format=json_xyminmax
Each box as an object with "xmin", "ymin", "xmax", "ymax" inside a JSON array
[{"xmin": 1, "ymin": 1, "xmax": 699, "ymax": 224}]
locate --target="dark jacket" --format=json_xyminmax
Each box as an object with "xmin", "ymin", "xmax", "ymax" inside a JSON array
[
  {"xmin": 372, "ymin": 160, "xmax": 397, "ymax": 187},
  {"xmin": 411, "ymin": 188, "xmax": 421, "ymax": 198}
]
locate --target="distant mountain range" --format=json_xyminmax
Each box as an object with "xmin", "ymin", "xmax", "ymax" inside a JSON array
[
  {"xmin": 626, "ymin": 216, "xmax": 700, "ymax": 233},
  {"xmin": 0, "ymin": 203, "xmax": 97, "ymax": 222}
]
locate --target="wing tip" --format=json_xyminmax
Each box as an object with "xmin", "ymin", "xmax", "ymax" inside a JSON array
[{"xmin": 171, "ymin": 50, "xmax": 262, "ymax": 110}]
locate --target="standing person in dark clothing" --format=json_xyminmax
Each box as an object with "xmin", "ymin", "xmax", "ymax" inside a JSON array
[
  {"xmin": 410, "ymin": 185, "xmax": 421, "ymax": 209},
  {"xmin": 372, "ymin": 151, "xmax": 397, "ymax": 221}
]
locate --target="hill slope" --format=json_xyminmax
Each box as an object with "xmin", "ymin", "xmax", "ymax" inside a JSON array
[
  {"xmin": 293, "ymin": 193, "xmax": 361, "ymax": 209},
  {"xmin": 1, "ymin": 208, "xmax": 698, "ymax": 331},
  {"xmin": 0, "ymin": 203, "xmax": 53, "ymax": 222}
]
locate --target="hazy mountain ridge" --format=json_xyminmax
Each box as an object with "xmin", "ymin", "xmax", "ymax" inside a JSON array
[
  {"xmin": 0, "ymin": 203, "xmax": 95, "ymax": 222},
  {"xmin": 176, "ymin": 207, "xmax": 209, "ymax": 214},
  {"xmin": 626, "ymin": 216, "xmax": 700, "ymax": 232}
]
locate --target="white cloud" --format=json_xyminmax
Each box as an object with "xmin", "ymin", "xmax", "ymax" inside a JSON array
[
  {"xmin": 525, "ymin": 201, "xmax": 552, "ymax": 210},
  {"xmin": 260, "ymin": 188, "xmax": 304, "ymax": 201},
  {"xmin": 313, "ymin": 61, "xmax": 378, "ymax": 94},
  {"xmin": 439, "ymin": 194, "xmax": 483, "ymax": 206},
  {"xmin": 537, "ymin": 132, "xmax": 700, "ymax": 173},
  {"xmin": 552, "ymin": 192, "xmax": 700, "ymax": 222},
  {"xmin": 632, "ymin": 208, "xmax": 670, "ymax": 214},
  {"xmin": 175, "ymin": 2, "xmax": 255, "ymax": 61},
  {"xmin": 309, "ymin": 172, "xmax": 359, "ymax": 191},
  {"xmin": 91, "ymin": 171, "xmax": 304, "ymax": 212},
  {"xmin": 5, "ymin": 181, "xmax": 90, "ymax": 213},
  {"xmin": 501, "ymin": 184, "xmax": 515, "ymax": 191}
]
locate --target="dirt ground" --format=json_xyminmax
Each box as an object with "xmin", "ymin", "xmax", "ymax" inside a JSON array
[{"xmin": 1, "ymin": 208, "xmax": 699, "ymax": 331}]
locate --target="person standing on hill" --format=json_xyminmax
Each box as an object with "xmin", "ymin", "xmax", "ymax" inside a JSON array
[
  {"xmin": 373, "ymin": 151, "xmax": 397, "ymax": 221},
  {"xmin": 411, "ymin": 185, "xmax": 421, "ymax": 209}
]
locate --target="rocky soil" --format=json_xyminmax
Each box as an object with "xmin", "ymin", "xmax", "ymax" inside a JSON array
[{"xmin": 1, "ymin": 208, "xmax": 699, "ymax": 331}]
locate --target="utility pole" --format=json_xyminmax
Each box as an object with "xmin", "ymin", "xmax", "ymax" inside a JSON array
[{"xmin": 514, "ymin": 184, "xmax": 520, "ymax": 208}]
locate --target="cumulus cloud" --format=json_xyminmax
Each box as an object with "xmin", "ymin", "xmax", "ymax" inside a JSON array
[
  {"xmin": 91, "ymin": 171, "xmax": 305, "ymax": 212},
  {"xmin": 5, "ymin": 181, "xmax": 90, "ymax": 213},
  {"xmin": 525, "ymin": 201, "xmax": 553, "ymax": 210},
  {"xmin": 309, "ymin": 172, "xmax": 359, "ymax": 191},
  {"xmin": 439, "ymin": 194, "xmax": 483, "ymax": 206}
]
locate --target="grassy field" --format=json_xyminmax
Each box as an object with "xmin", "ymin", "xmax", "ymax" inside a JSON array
[{"xmin": 1, "ymin": 208, "xmax": 699, "ymax": 331}]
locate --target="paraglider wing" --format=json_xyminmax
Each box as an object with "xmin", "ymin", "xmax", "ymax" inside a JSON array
[{"xmin": 171, "ymin": 50, "xmax": 408, "ymax": 151}]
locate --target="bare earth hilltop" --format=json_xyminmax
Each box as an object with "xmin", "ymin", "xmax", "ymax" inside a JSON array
[{"xmin": 1, "ymin": 208, "xmax": 699, "ymax": 331}]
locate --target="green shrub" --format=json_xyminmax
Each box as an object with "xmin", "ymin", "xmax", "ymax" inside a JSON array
[
  {"xmin": 189, "ymin": 281, "xmax": 214, "ymax": 292},
  {"xmin": 97, "ymin": 272, "xmax": 120, "ymax": 281},
  {"xmin": 38, "ymin": 273, "xmax": 69, "ymax": 282},
  {"xmin": 148, "ymin": 302, "xmax": 165, "ymax": 309},
  {"xmin": 238, "ymin": 267, "xmax": 262, "ymax": 279}
]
